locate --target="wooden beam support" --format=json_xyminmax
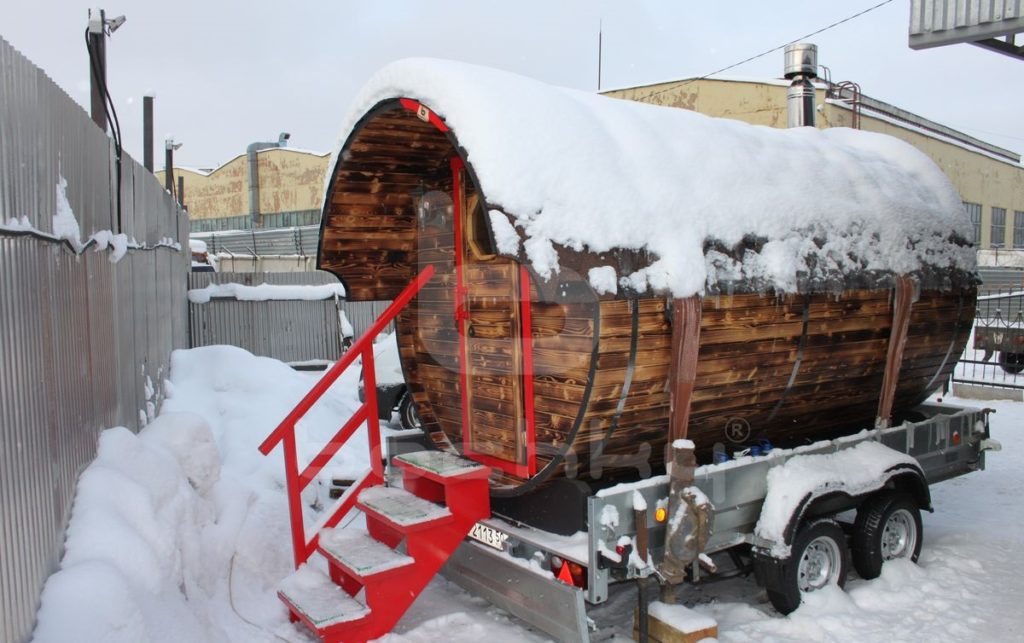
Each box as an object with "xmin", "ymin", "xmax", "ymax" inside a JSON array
[
  {"xmin": 877, "ymin": 276, "xmax": 917, "ymax": 428},
  {"xmin": 668, "ymin": 296, "xmax": 702, "ymax": 442}
]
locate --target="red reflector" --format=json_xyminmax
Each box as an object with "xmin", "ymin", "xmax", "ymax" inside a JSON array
[
  {"xmin": 952, "ymin": 431, "xmax": 961, "ymax": 446},
  {"xmin": 556, "ymin": 561, "xmax": 574, "ymax": 585},
  {"xmin": 615, "ymin": 544, "xmax": 626, "ymax": 556}
]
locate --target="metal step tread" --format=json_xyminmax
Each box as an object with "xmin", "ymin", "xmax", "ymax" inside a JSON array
[
  {"xmin": 319, "ymin": 526, "xmax": 415, "ymax": 577},
  {"xmin": 358, "ymin": 485, "xmax": 452, "ymax": 527},
  {"xmin": 278, "ymin": 565, "xmax": 369, "ymax": 628},
  {"xmin": 394, "ymin": 450, "xmax": 488, "ymax": 479}
]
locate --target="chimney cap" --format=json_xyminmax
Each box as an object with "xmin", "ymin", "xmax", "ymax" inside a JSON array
[{"xmin": 784, "ymin": 43, "xmax": 818, "ymax": 79}]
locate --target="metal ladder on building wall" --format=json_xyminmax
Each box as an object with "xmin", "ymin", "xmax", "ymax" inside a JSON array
[{"xmin": 258, "ymin": 265, "xmax": 492, "ymax": 642}]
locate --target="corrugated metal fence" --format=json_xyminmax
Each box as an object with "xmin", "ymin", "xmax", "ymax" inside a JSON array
[
  {"xmin": 188, "ymin": 271, "xmax": 392, "ymax": 362},
  {"xmin": 0, "ymin": 37, "xmax": 187, "ymax": 642}
]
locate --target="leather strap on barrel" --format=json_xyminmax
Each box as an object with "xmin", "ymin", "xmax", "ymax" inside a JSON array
[
  {"xmin": 877, "ymin": 276, "xmax": 917, "ymax": 428},
  {"xmin": 668, "ymin": 296, "xmax": 703, "ymax": 442}
]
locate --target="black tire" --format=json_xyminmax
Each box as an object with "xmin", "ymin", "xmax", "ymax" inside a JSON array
[
  {"xmin": 999, "ymin": 352, "xmax": 1024, "ymax": 375},
  {"xmin": 763, "ymin": 519, "xmax": 849, "ymax": 615},
  {"xmin": 398, "ymin": 392, "xmax": 421, "ymax": 431},
  {"xmin": 851, "ymin": 492, "xmax": 922, "ymax": 580}
]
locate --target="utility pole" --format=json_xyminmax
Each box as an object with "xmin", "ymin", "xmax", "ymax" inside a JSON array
[
  {"xmin": 165, "ymin": 138, "xmax": 182, "ymax": 197},
  {"xmin": 86, "ymin": 9, "xmax": 126, "ymax": 132},
  {"xmin": 143, "ymin": 95, "xmax": 154, "ymax": 171},
  {"xmin": 87, "ymin": 9, "xmax": 107, "ymax": 131}
]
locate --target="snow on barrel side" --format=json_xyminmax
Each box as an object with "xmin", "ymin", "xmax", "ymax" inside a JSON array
[{"xmin": 317, "ymin": 59, "xmax": 976, "ymax": 496}]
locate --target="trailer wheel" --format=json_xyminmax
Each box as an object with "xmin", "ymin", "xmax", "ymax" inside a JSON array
[
  {"xmin": 851, "ymin": 492, "xmax": 922, "ymax": 580},
  {"xmin": 763, "ymin": 519, "xmax": 849, "ymax": 615},
  {"xmin": 999, "ymin": 351, "xmax": 1024, "ymax": 375},
  {"xmin": 398, "ymin": 392, "xmax": 422, "ymax": 431}
]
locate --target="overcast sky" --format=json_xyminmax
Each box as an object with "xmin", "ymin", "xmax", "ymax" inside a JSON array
[{"xmin": 5, "ymin": 1, "xmax": 1022, "ymax": 169}]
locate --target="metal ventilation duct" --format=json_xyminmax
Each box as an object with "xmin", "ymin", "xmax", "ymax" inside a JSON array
[
  {"xmin": 247, "ymin": 131, "xmax": 291, "ymax": 227},
  {"xmin": 784, "ymin": 43, "xmax": 818, "ymax": 128}
]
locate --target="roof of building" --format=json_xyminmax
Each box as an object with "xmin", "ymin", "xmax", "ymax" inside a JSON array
[{"xmin": 602, "ymin": 75, "xmax": 1020, "ymax": 165}]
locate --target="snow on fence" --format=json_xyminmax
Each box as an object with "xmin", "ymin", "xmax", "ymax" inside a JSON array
[
  {"xmin": 187, "ymin": 271, "xmax": 392, "ymax": 363},
  {"xmin": 0, "ymin": 37, "xmax": 188, "ymax": 643}
]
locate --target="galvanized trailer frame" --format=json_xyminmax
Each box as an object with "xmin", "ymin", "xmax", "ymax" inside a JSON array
[{"xmin": 439, "ymin": 403, "xmax": 997, "ymax": 642}]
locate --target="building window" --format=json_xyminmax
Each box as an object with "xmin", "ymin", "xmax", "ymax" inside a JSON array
[
  {"xmin": 964, "ymin": 202, "xmax": 982, "ymax": 244},
  {"xmin": 991, "ymin": 207, "xmax": 1007, "ymax": 248},
  {"xmin": 1016, "ymin": 212, "xmax": 1024, "ymax": 249}
]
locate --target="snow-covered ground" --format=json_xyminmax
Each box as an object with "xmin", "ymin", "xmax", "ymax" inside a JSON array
[{"xmin": 33, "ymin": 346, "xmax": 1024, "ymax": 642}]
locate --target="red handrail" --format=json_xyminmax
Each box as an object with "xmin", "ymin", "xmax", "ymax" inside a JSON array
[{"xmin": 259, "ymin": 264, "xmax": 436, "ymax": 567}]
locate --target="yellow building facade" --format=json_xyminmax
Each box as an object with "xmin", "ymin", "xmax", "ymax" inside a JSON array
[
  {"xmin": 157, "ymin": 147, "xmax": 330, "ymax": 232},
  {"xmin": 605, "ymin": 78, "xmax": 1024, "ymax": 254}
]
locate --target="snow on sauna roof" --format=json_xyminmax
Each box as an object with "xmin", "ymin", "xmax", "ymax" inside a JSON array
[{"xmin": 327, "ymin": 59, "xmax": 975, "ymax": 298}]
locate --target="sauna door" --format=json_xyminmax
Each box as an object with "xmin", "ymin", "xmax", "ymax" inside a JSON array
[{"xmin": 455, "ymin": 180, "xmax": 529, "ymax": 475}]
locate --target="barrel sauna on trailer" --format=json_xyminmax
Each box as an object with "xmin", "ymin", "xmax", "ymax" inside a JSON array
[{"xmin": 317, "ymin": 59, "xmax": 976, "ymax": 498}]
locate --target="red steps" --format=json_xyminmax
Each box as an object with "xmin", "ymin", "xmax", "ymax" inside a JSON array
[{"xmin": 277, "ymin": 450, "xmax": 490, "ymax": 642}]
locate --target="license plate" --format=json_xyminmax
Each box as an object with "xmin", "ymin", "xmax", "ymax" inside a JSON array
[{"xmin": 469, "ymin": 522, "xmax": 509, "ymax": 551}]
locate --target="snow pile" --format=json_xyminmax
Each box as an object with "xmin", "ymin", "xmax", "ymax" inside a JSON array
[
  {"xmin": 161, "ymin": 345, "xmax": 368, "ymax": 488},
  {"xmin": 327, "ymin": 59, "xmax": 974, "ymax": 298},
  {"xmin": 188, "ymin": 282, "xmax": 346, "ymax": 304},
  {"xmin": 755, "ymin": 441, "xmax": 919, "ymax": 556},
  {"xmin": 34, "ymin": 414, "xmax": 227, "ymax": 643},
  {"xmin": 34, "ymin": 346, "xmax": 374, "ymax": 642}
]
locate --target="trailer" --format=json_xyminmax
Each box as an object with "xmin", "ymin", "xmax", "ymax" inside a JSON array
[{"xmin": 431, "ymin": 402, "xmax": 998, "ymax": 641}]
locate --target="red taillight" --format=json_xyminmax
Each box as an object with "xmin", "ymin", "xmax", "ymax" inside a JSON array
[
  {"xmin": 615, "ymin": 544, "xmax": 626, "ymax": 556},
  {"xmin": 952, "ymin": 431, "xmax": 961, "ymax": 446}
]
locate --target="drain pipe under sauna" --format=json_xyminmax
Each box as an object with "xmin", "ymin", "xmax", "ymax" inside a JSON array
[
  {"xmin": 247, "ymin": 132, "xmax": 290, "ymax": 228},
  {"xmin": 784, "ymin": 43, "xmax": 818, "ymax": 128}
]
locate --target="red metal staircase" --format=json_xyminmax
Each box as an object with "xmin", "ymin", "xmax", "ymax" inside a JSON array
[{"xmin": 258, "ymin": 265, "xmax": 492, "ymax": 642}]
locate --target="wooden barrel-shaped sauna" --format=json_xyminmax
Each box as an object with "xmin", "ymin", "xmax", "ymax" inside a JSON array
[{"xmin": 318, "ymin": 60, "xmax": 976, "ymax": 497}]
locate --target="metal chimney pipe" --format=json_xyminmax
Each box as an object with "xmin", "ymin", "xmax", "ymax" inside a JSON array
[
  {"xmin": 784, "ymin": 43, "xmax": 818, "ymax": 128},
  {"xmin": 246, "ymin": 132, "xmax": 290, "ymax": 229},
  {"xmin": 143, "ymin": 95, "xmax": 154, "ymax": 171}
]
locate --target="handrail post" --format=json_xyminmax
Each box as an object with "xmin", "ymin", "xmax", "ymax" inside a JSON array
[
  {"xmin": 362, "ymin": 344, "xmax": 384, "ymax": 478},
  {"xmin": 283, "ymin": 430, "xmax": 306, "ymax": 568}
]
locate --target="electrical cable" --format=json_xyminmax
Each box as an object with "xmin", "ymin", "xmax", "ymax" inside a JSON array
[
  {"xmin": 85, "ymin": 26, "xmax": 124, "ymax": 233},
  {"xmin": 637, "ymin": 0, "xmax": 896, "ymax": 102}
]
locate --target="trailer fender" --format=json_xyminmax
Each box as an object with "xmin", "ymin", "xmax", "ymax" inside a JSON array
[{"xmin": 756, "ymin": 460, "xmax": 928, "ymax": 560}]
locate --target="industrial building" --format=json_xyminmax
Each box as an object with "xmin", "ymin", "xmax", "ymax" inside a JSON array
[
  {"xmin": 603, "ymin": 74, "xmax": 1024, "ymax": 263},
  {"xmin": 157, "ymin": 143, "xmax": 328, "ymax": 232}
]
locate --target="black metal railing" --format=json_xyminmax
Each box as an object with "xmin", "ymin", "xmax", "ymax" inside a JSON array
[{"xmin": 954, "ymin": 283, "xmax": 1024, "ymax": 391}]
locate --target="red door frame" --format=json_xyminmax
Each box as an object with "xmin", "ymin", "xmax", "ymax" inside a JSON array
[{"xmin": 449, "ymin": 158, "xmax": 536, "ymax": 478}]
